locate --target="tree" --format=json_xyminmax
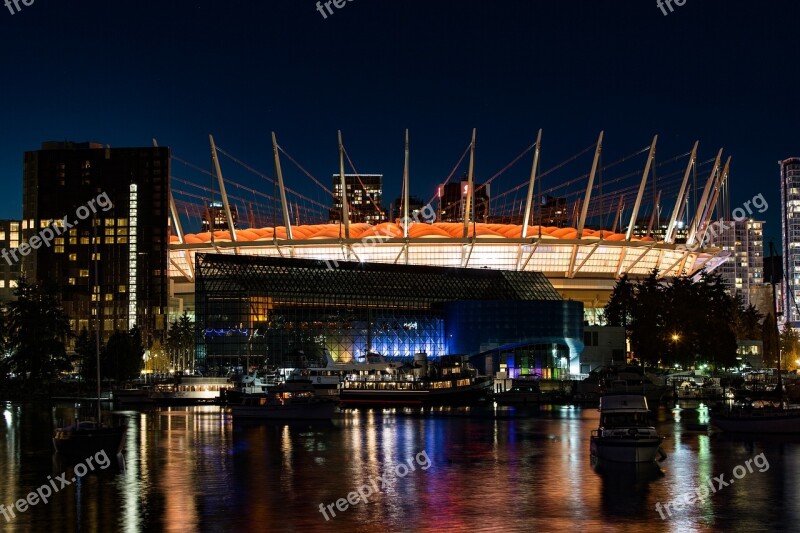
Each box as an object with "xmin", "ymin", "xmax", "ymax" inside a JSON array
[
  {"xmin": 779, "ymin": 323, "xmax": 799, "ymax": 371},
  {"xmin": 603, "ymin": 268, "xmax": 746, "ymax": 371},
  {"xmin": 603, "ymin": 274, "xmax": 635, "ymax": 330},
  {"xmin": 166, "ymin": 312, "xmax": 195, "ymax": 373},
  {"xmin": 144, "ymin": 339, "xmax": 169, "ymax": 374},
  {"xmin": 694, "ymin": 271, "xmax": 739, "ymax": 370},
  {"xmin": 101, "ymin": 327, "xmax": 144, "ymax": 382},
  {"xmin": 3, "ymin": 278, "xmax": 72, "ymax": 380},
  {"xmin": 629, "ymin": 270, "xmax": 666, "ymax": 367}
]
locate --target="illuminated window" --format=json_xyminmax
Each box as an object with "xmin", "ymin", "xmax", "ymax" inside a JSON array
[
  {"xmin": 54, "ymin": 246, "xmax": 64, "ymax": 253},
  {"xmin": 22, "ymin": 221, "xmax": 27, "ymax": 230},
  {"xmin": 0, "ymin": 231, "xmax": 4, "ymax": 240},
  {"xmin": 79, "ymin": 269, "xmax": 89, "ymax": 277},
  {"xmin": 117, "ymin": 218, "xmax": 128, "ymax": 226},
  {"xmin": 9, "ymin": 280, "xmax": 17, "ymax": 288},
  {"xmin": 105, "ymin": 218, "xmax": 115, "ymax": 226},
  {"xmin": 117, "ymin": 237, "xmax": 127, "ymax": 244},
  {"xmin": 10, "ymin": 223, "xmax": 18, "ymax": 231},
  {"xmin": 69, "ymin": 238, "xmax": 77, "ymax": 245},
  {"xmin": 92, "ymin": 253, "xmax": 101, "ymax": 260},
  {"xmin": 91, "ymin": 294, "xmax": 99, "ymax": 301},
  {"xmin": 69, "ymin": 253, "xmax": 77, "ymax": 261},
  {"xmin": 0, "ymin": 280, "xmax": 4, "ymax": 288},
  {"xmin": 68, "ymin": 278, "xmax": 76, "ymax": 285},
  {"xmin": 80, "ymin": 237, "xmax": 89, "ymax": 245},
  {"xmin": 55, "ymin": 238, "xmax": 64, "ymax": 245},
  {"xmin": 105, "ymin": 228, "xmax": 115, "ymax": 236},
  {"xmin": 105, "ymin": 294, "xmax": 113, "ymax": 301},
  {"xmin": 118, "ymin": 285, "xmax": 126, "ymax": 293},
  {"xmin": 105, "ymin": 237, "xmax": 114, "ymax": 244},
  {"xmin": 117, "ymin": 228, "xmax": 128, "ymax": 235},
  {"xmin": 40, "ymin": 220, "xmax": 49, "ymax": 228},
  {"xmin": 69, "ymin": 229, "xmax": 77, "ymax": 236}
]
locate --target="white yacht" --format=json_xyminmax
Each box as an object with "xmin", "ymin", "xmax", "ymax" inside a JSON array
[{"xmin": 590, "ymin": 394, "xmax": 665, "ymax": 463}]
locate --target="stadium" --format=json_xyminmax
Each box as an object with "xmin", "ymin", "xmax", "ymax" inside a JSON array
[{"xmin": 167, "ymin": 130, "xmax": 730, "ymax": 328}]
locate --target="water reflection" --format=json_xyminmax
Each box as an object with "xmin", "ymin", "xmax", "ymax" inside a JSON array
[{"xmin": 0, "ymin": 403, "xmax": 799, "ymax": 531}]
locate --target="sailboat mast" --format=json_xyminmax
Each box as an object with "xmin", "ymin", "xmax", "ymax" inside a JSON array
[{"xmin": 771, "ymin": 241, "xmax": 784, "ymax": 406}]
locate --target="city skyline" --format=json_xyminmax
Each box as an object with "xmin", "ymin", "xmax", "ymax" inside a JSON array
[{"xmin": 1, "ymin": 1, "xmax": 798, "ymax": 247}]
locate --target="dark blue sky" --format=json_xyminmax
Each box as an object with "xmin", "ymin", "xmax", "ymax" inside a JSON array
[{"xmin": 1, "ymin": 0, "xmax": 797, "ymax": 243}]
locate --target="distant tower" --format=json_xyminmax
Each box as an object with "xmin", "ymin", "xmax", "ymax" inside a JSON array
[
  {"xmin": 716, "ymin": 219, "xmax": 765, "ymax": 308},
  {"xmin": 781, "ymin": 158, "xmax": 800, "ymax": 326}
]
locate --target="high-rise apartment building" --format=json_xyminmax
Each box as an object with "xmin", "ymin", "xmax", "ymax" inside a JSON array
[
  {"xmin": 330, "ymin": 174, "xmax": 386, "ymax": 224},
  {"xmin": 781, "ymin": 158, "xmax": 800, "ymax": 326},
  {"xmin": 0, "ymin": 220, "xmax": 22, "ymax": 302},
  {"xmin": 22, "ymin": 141, "xmax": 170, "ymax": 346},
  {"xmin": 715, "ymin": 219, "xmax": 764, "ymax": 307}
]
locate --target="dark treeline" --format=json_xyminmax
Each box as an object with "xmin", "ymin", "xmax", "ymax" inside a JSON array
[{"xmin": 603, "ymin": 270, "xmax": 767, "ymax": 370}]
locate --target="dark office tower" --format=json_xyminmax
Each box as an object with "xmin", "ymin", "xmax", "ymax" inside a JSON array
[
  {"xmin": 330, "ymin": 174, "xmax": 386, "ymax": 224},
  {"xmin": 0, "ymin": 220, "xmax": 22, "ymax": 302},
  {"xmin": 201, "ymin": 201, "xmax": 239, "ymax": 232},
  {"xmin": 781, "ymin": 157, "xmax": 800, "ymax": 327},
  {"xmin": 22, "ymin": 141, "xmax": 170, "ymax": 346},
  {"xmin": 437, "ymin": 179, "xmax": 490, "ymax": 223}
]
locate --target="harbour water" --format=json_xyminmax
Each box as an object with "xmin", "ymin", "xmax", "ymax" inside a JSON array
[{"xmin": 1, "ymin": 401, "xmax": 799, "ymax": 532}]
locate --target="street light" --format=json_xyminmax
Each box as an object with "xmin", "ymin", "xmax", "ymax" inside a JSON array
[{"xmin": 672, "ymin": 333, "xmax": 680, "ymax": 368}]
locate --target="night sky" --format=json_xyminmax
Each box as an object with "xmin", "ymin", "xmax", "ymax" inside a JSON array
[{"xmin": 1, "ymin": 0, "xmax": 798, "ymax": 243}]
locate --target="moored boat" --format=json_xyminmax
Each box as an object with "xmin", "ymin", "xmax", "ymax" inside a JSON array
[
  {"xmin": 222, "ymin": 373, "xmax": 277, "ymax": 405},
  {"xmin": 340, "ymin": 354, "xmax": 492, "ymax": 406},
  {"xmin": 711, "ymin": 400, "xmax": 800, "ymax": 433},
  {"xmin": 578, "ymin": 365, "xmax": 666, "ymax": 406},
  {"xmin": 53, "ymin": 420, "xmax": 125, "ymax": 456},
  {"xmin": 114, "ymin": 387, "xmax": 155, "ymax": 405},
  {"xmin": 492, "ymin": 383, "xmax": 542, "ymax": 405},
  {"xmin": 712, "ymin": 338, "xmax": 800, "ymax": 433},
  {"xmin": 230, "ymin": 381, "xmax": 338, "ymax": 420},
  {"xmin": 150, "ymin": 377, "xmax": 234, "ymax": 405},
  {"xmin": 590, "ymin": 394, "xmax": 665, "ymax": 463}
]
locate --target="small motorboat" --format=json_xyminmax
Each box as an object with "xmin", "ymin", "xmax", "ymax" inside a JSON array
[
  {"xmin": 590, "ymin": 394, "xmax": 665, "ymax": 463},
  {"xmin": 492, "ymin": 384, "xmax": 542, "ymax": 406}
]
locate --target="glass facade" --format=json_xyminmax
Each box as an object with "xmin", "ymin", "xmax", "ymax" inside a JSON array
[
  {"xmin": 194, "ymin": 253, "xmax": 572, "ymax": 375},
  {"xmin": 782, "ymin": 158, "xmax": 800, "ymax": 326},
  {"xmin": 444, "ymin": 300, "xmax": 585, "ymax": 376}
]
